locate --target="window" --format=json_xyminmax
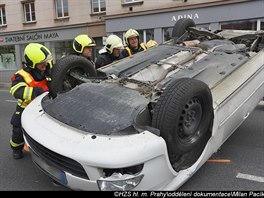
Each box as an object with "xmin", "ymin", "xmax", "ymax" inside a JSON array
[
  {"xmin": 163, "ymin": 27, "xmax": 173, "ymax": 42},
  {"xmin": 114, "ymin": 29, "xmax": 154, "ymax": 45},
  {"xmin": 92, "ymin": 0, "xmax": 106, "ymax": 13},
  {"xmin": 144, "ymin": 29, "xmax": 154, "ymax": 43},
  {"xmin": 55, "ymin": 0, "xmax": 69, "ymax": 18},
  {"xmin": 221, "ymin": 20, "xmax": 257, "ymax": 30},
  {"xmin": 173, "ymin": 0, "xmax": 188, "ymax": 2},
  {"xmin": 136, "ymin": 29, "xmax": 154, "ymax": 43},
  {"xmin": 52, "ymin": 40, "xmax": 73, "ymax": 62},
  {"xmin": 261, "ymin": 19, "xmax": 264, "ymax": 30},
  {"xmin": 122, "ymin": 0, "xmax": 143, "ymax": 5},
  {"xmin": 0, "ymin": 6, "xmax": 6, "ymax": 26},
  {"xmin": 163, "ymin": 24, "xmax": 209, "ymax": 42},
  {"xmin": 51, "ymin": 38, "xmax": 102, "ymax": 63},
  {"xmin": 0, "ymin": 45, "xmax": 17, "ymax": 70},
  {"xmin": 23, "ymin": 2, "xmax": 36, "ymax": 23}
]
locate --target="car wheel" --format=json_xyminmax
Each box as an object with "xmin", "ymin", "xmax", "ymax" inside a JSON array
[
  {"xmin": 172, "ymin": 18, "xmax": 196, "ymax": 38},
  {"xmin": 49, "ymin": 55, "xmax": 96, "ymax": 98},
  {"xmin": 152, "ymin": 78, "xmax": 213, "ymax": 171}
]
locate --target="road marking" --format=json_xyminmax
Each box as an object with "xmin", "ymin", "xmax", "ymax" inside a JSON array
[
  {"xmin": 5, "ymin": 100, "xmax": 17, "ymax": 103},
  {"xmin": 207, "ymin": 159, "xmax": 231, "ymax": 163},
  {"xmin": 236, "ymin": 173, "xmax": 264, "ymax": 183}
]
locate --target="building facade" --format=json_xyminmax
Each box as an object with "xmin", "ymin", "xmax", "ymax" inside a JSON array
[
  {"xmin": 0, "ymin": 0, "xmax": 263, "ymax": 83},
  {"xmin": 106, "ymin": 0, "xmax": 264, "ymax": 43},
  {"xmin": 0, "ymin": 0, "xmax": 106, "ymax": 82}
]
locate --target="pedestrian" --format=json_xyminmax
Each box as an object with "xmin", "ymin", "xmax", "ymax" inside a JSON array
[
  {"xmin": 121, "ymin": 28, "xmax": 148, "ymax": 58},
  {"xmin": 95, "ymin": 35, "xmax": 124, "ymax": 69},
  {"xmin": 10, "ymin": 43, "xmax": 53, "ymax": 159},
  {"xmin": 73, "ymin": 34, "xmax": 96, "ymax": 66}
]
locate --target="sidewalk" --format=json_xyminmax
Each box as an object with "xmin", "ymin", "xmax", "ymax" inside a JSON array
[{"xmin": 0, "ymin": 82, "xmax": 11, "ymax": 89}]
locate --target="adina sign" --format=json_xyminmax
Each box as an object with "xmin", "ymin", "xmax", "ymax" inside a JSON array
[{"xmin": 171, "ymin": 13, "xmax": 199, "ymax": 21}]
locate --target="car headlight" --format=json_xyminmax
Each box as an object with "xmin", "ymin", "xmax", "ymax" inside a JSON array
[{"xmin": 97, "ymin": 172, "xmax": 144, "ymax": 191}]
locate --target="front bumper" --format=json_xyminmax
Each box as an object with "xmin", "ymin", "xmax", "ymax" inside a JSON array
[{"xmin": 22, "ymin": 93, "xmax": 177, "ymax": 190}]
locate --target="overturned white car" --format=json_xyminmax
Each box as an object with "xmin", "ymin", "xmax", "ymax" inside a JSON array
[{"xmin": 22, "ymin": 19, "xmax": 264, "ymax": 191}]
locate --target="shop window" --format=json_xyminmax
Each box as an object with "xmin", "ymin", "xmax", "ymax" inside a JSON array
[
  {"xmin": 92, "ymin": 0, "xmax": 106, "ymax": 14},
  {"xmin": 198, "ymin": 24, "xmax": 210, "ymax": 30},
  {"xmin": 163, "ymin": 23, "xmax": 209, "ymax": 42},
  {"xmin": 163, "ymin": 27, "xmax": 173, "ymax": 42},
  {"xmin": 52, "ymin": 38, "xmax": 103, "ymax": 63},
  {"xmin": 136, "ymin": 30, "xmax": 144, "ymax": 43},
  {"xmin": 23, "ymin": 1, "xmax": 36, "ymax": 23},
  {"xmin": 261, "ymin": 19, "xmax": 264, "ymax": 30},
  {"xmin": 55, "ymin": 0, "xmax": 69, "ymax": 18},
  {"xmin": 0, "ymin": 6, "xmax": 6, "ymax": 26},
  {"xmin": 0, "ymin": 46, "xmax": 16, "ymax": 70},
  {"xmin": 128, "ymin": 29, "xmax": 154, "ymax": 44},
  {"xmin": 145, "ymin": 29, "xmax": 154, "ymax": 43},
  {"xmin": 114, "ymin": 29, "xmax": 154, "ymax": 46},
  {"xmin": 52, "ymin": 40, "xmax": 73, "ymax": 62},
  {"xmin": 221, "ymin": 20, "xmax": 257, "ymax": 30}
]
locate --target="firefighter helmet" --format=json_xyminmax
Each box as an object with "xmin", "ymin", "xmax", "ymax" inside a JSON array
[
  {"xmin": 125, "ymin": 29, "xmax": 139, "ymax": 45},
  {"xmin": 105, "ymin": 35, "xmax": 124, "ymax": 54},
  {"xmin": 73, "ymin": 34, "xmax": 96, "ymax": 53},
  {"xmin": 24, "ymin": 43, "xmax": 52, "ymax": 69}
]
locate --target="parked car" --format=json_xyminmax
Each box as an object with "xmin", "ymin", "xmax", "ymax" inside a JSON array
[{"xmin": 21, "ymin": 19, "xmax": 264, "ymax": 191}]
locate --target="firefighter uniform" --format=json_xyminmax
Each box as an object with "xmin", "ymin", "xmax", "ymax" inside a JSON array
[
  {"xmin": 121, "ymin": 28, "xmax": 148, "ymax": 58},
  {"xmin": 95, "ymin": 35, "xmax": 124, "ymax": 69},
  {"xmin": 122, "ymin": 43, "xmax": 147, "ymax": 57},
  {"xmin": 9, "ymin": 43, "xmax": 52, "ymax": 159}
]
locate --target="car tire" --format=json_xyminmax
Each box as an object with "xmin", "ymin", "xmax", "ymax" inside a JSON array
[
  {"xmin": 152, "ymin": 78, "xmax": 213, "ymax": 171},
  {"xmin": 49, "ymin": 55, "xmax": 96, "ymax": 98},
  {"xmin": 172, "ymin": 18, "xmax": 196, "ymax": 38}
]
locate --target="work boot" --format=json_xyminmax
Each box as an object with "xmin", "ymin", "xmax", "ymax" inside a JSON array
[{"xmin": 13, "ymin": 150, "xmax": 23, "ymax": 159}]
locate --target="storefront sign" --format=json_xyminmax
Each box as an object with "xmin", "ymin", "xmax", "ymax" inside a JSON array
[
  {"xmin": 171, "ymin": 13, "xmax": 199, "ymax": 21},
  {"xmin": 3, "ymin": 32, "xmax": 60, "ymax": 43}
]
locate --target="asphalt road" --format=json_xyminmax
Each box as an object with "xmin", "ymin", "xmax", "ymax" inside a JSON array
[
  {"xmin": 0, "ymin": 89, "xmax": 68, "ymax": 191},
  {"xmin": 0, "ymin": 88, "xmax": 263, "ymax": 191}
]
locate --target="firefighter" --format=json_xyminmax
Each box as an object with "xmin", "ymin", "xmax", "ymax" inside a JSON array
[
  {"xmin": 73, "ymin": 34, "xmax": 96, "ymax": 66},
  {"xmin": 10, "ymin": 43, "xmax": 53, "ymax": 159},
  {"xmin": 95, "ymin": 34, "xmax": 124, "ymax": 69},
  {"xmin": 121, "ymin": 28, "xmax": 148, "ymax": 58}
]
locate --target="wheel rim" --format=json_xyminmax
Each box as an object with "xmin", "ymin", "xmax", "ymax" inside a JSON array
[
  {"xmin": 178, "ymin": 97, "xmax": 203, "ymax": 145},
  {"xmin": 63, "ymin": 67, "xmax": 87, "ymax": 91}
]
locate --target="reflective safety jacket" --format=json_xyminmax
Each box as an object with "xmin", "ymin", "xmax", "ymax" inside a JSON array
[
  {"xmin": 123, "ymin": 43, "xmax": 147, "ymax": 57},
  {"xmin": 10, "ymin": 69, "xmax": 49, "ymax": 108}
]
